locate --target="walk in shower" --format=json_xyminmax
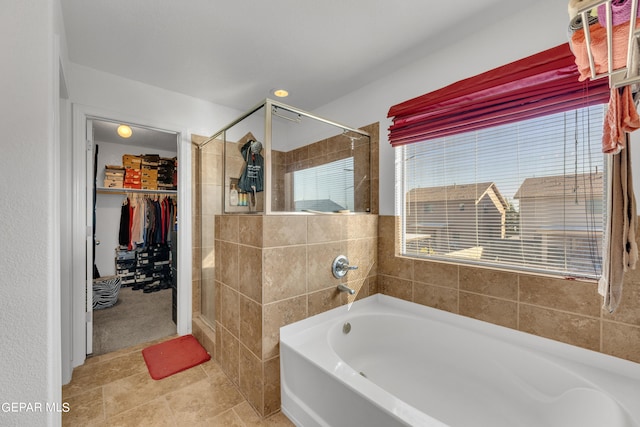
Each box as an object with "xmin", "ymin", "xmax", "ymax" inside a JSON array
[{"xmin": 195, "ymin": 98, "xmax": 371, "ymax": 329}]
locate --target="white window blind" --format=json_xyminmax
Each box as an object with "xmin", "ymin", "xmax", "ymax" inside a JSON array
[
  {"xmin": 398, "ymin": 104, "xmax": 606, "ymax": 279},
  {"xmin": 293, "ymin": 157, "xmax": 354, "ymax": 212}
]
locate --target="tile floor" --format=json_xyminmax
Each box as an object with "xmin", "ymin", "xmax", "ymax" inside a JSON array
[{"xmin": 62, "ymin": 335, "xmax": 294, "ymax": 426}]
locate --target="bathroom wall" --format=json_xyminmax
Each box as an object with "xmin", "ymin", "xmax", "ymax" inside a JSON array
[
  {"xmin": 214, "ymin": 213, "xmax": 378, "ymax": 417},
  {"xmin": 378, "ymin": 216, "xmax": 640, "ymax": 364}
]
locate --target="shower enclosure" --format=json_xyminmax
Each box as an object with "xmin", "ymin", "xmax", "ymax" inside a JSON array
[{"xmin": 195, "ymin": 98, "xmax": 371, "ymax": 328}]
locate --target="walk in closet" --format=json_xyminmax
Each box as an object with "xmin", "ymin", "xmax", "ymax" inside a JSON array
[{"xmin": 91, "ymin": 119, "xmax": 179, "ymax": 356}]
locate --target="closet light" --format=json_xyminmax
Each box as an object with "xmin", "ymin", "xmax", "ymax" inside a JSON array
[
  {"xmin": 117, "ymin": 125, "xmax": 133, "ymax": 139},
  {"xmin": 273, "ymin": 89, "xmax": 289, "ymax": 98}
]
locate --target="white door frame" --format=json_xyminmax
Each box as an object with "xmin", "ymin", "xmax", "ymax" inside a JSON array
[{"xmin": 71, "ymin": 104, "xmax": 192, "ymax": 365}]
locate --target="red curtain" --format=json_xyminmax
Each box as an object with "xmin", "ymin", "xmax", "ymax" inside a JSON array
[{"xmin": 387, "ymin": 44, "xmax": 610, "ymax": 147}]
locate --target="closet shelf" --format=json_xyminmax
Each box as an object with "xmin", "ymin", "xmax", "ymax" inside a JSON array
[{"xmin": 96, "ymin": 187, "xmax": 177, "ymax": 195}]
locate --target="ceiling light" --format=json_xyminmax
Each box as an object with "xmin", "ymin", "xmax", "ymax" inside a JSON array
[
  {"xmin": 273, "ymin": 89, "xmax": 289, "ymax": 98},
  {"xmin": 117, "ymin": 124, "xmax": 133, "ymax": 139}
]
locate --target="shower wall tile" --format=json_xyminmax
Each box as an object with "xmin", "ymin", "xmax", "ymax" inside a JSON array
[
  {"xmin": 263, "ymin": 216, "xmax": 306, "ymax": 247},
  {"xmin": 307, "ymin": 216, "xmax": 343, "ymax": 243},
  {"xmin": 519, "ymin": 274, "xmax": 601, "ymax": 317},
  {"xmin": 239, "ymin": 295, "xmax": 262, "ymax": 358},
  {"xmin": 263, "ymin": 357, "xmax": 281, "ymax": 417},
  {"xmin": 519, "ymin": 304, "xmax": 599, "ymax": 351},
  {"xmin": 238, "ymin": 245, "xmax": 262, "ymax": 303},
  {"xmin": 218, "ymin": 241, "xmax": 239, "ymax": 290},
  {"xmin": 239, "ymin": 344, "xmax": 263, "ymax": 414},
  {"xmin": 459, "ymin": 292, "xmax": 517, "ymax": 329},
  {"xmin": 307, "ymin": 242, "xmax": 345, "ymax": 293},
  {"xmin": 602, "ymin": 321, "xmax": 640, "ymax": 363},
  {"xmin": 219, "ymin": 215, "xmax": 239, "ymax": 243},
  {"xmin": 263, "ymin": 295, "xmax": 307, "ymax": 360},
  {"xmin": 263, "ymin": 246, "xmax": 307, "ymax": 303},
  {"xmin": 239, "ymin": 215, "xmax": 263, "ymax": 247},
  {"xmin": 308, "ymin": 287, "xmax": 347, "ymax": 317},
  {"xmin": 219, "ymin": 283, "xmax": 240, "ymax": 338},
  {"xmin": 216, "ymin": 325, "xmax": 239, "ymax": 386}
]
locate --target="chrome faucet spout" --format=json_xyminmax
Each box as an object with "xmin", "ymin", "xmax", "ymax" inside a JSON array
[{"xmin": 337, "ymin": 284, "xmax": 356, "ymax": 295}]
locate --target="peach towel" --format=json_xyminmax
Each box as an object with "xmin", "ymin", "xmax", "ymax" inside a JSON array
[
  {"xmin": 602, "ymin": 85, "xmax": 640, "ymax": 154},
  {"xmin": 571, "ymin": 19, "xmax": 640, "ymax": 80}
]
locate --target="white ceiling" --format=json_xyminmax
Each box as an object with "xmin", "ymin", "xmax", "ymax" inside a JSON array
[
  {"xmin": 61, "ymin": 0, "xmax": 531, "ymax": 113},
  {"xmin": 92, "ymin": 120, "xmax": 178, "ymax": 152}
]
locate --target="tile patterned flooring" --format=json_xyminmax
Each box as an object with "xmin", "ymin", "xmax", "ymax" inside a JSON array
[{"xmin": 62, "ymin": 336, "xmax": 294, "ymax": 426}]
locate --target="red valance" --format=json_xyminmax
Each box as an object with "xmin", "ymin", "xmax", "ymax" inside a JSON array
[{"xmin": 387, "ymin": 44, "xmax": 610, "ymax": 147}]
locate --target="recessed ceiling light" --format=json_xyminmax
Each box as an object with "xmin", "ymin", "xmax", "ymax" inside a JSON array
[
  {"xmin": 117, "ymin": 124, "xmax": 133, "ymax": 139},
  {"xmin": 273, "ymin": 89, "xmax": 289, "ymax": 98}
]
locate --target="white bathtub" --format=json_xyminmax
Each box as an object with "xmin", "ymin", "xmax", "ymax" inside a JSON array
[{"xmin": 280, "ymin": 294, "xmax": 640, "ymax": 427}]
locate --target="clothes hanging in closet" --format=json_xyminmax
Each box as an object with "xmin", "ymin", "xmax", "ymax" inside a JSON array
[{"xmin": 119, "ymin": 195, "xmax": 176, "ymax": 250}]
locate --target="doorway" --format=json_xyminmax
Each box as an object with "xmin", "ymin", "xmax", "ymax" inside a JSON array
[
  {"xmin": 90, "ymin": 119, "xmax": 178, "ymax": 355},
  {"xmin": 70, "ymin": 104, "xmax": 192, "ymax": 366}
]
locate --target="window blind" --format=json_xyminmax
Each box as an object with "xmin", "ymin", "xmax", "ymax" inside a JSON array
[
  {"xmin": 399, "ymin": 104, "xmax": 605, "ymax": 279},
  {"xmin": 387, "ymin": 44, "xmax": 610, "ymax": 147}
]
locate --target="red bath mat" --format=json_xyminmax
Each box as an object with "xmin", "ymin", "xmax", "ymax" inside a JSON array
[{"xmin": 142, "ymin": 334, "xmax": 211, "ymax": 380}]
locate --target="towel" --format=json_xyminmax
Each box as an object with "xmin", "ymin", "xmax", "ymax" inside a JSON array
[
  {"xmin": 598, "ymin": 0, "xmax": 640, "ymax": 27},
  {"xmin": 571, "ymin": 19, "xmax": 640, "ymax": 80},
  {"xmin": 568, "ymin": 12, "xmax": 600, "ymax": 34},
  {"xmin": 568, "ymin": 0, "xmax": 601, "ymax": 19},
  {"xmin": 602, "ymin": 86, "xmax": 640, "ymax": 154},
  {"xmin": 598, "ymin": 135, "xmax": 638, "ymax": 313}
]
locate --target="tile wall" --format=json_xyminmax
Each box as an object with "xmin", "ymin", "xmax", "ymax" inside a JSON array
[
  {"xmin": 378, "ymin": 215, "xmax": 640, "ymax": 364},
  {"xmin": 214, "ymin": 213, "xmax": 378, "ymax": 417}
]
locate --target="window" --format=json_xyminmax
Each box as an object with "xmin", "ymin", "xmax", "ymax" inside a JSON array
[
  {"xmin": 398, "ymin": 105, "xmax": 605, "ymax": 279},
  {"xmin": 292, "ymin": 157, "xmax": 354, "ymax": 212}
]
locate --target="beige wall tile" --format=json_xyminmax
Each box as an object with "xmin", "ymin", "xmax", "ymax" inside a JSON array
[
  {"xmin": 263, "ymin": 296, "xmax": 307, "ymax": 359},
  {"xmin": 239, "ymin": 295, "xmax": 262, "ymax": 358},
  {"xmin": 414, "ymin": 281, "xmax": 458, "ymax": 313},
  {"xmin": 378, "ymin": 275, "xmax": 412, "ymax": 302},
  {"xmin": 519, "ymin": 304, "xmax": 599, "ymax": 351},
  {"xmin": 459, "ymin": 292, "xmax": 517, "ymax": 329},
  {"xmin": 238, "ymin": 245, "xmax": 262, "ymax": 303},
  {"xmin": 263, "ymin": 246, "xmax": 307, "ymax": 303},
  {"xmin": 378, "ymin": 253, "xmax": 413, "ymax": 281},
  {"xmin": 239, "ymin": 345, "xmax": 263, "ymax": 417},
  {"xmin": 519, "ymin": 275, "xmax": 600, "ymax": 317},
  {"xmin": 308, "ymin": 287, "xmax": 346, "ymax": 317},
  {"xmin": 308, "ymin": 216, "xmax": 343, "ymax": 243},
  {"xmin": 239, "ymin": 215, "xmax": 263, "ymax": 247},
  {"xmin": 263, "ymin": 216, "xmax": 307, "ymax": 247},
  {"xmin": 602, "ymin": 321, "xmax": 640, "ymax": 363},
  {"xmin": 346, "ymin": 237, "xmax": 376, "ymax": 282},
  {"xmin": 218, "ymin": 241, "xmax": 239, "ymax": 290},
  {"xmin": 263, "ymin": 357, "xmax": 281, "ymax": 417},
  {"xmin": 217, "ymin": 326, "xmax": 239, "ymax": 385},
  {"xmin": 413, "ymin": 260, "xmax": 458, "ymax": 289},
  {"xmin": 307, "ymin": 242, "xmax": 344, "ymax": 293},
  {"xmin": 219, "ymin": 284, "xmax": 239, "ymax": 337},
  {"xmin": 218, "ymin": 215, "xmax": 239, "ymax": 243},
  {"xmin": 459, "ymin": 266, "xmax": 518, "ymax": 301},
  {"xmin": 603, "ymin": 280, "xmax": 640, "ymax": 327}
]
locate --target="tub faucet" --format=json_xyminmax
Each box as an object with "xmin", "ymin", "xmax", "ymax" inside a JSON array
[
  {"xmin": 332, "ymin": 255, "xmax": 358, "ymax": 279},
  {"xmin": 337, "ymin": 283, "xmax": 356, "ymax": 295}
]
